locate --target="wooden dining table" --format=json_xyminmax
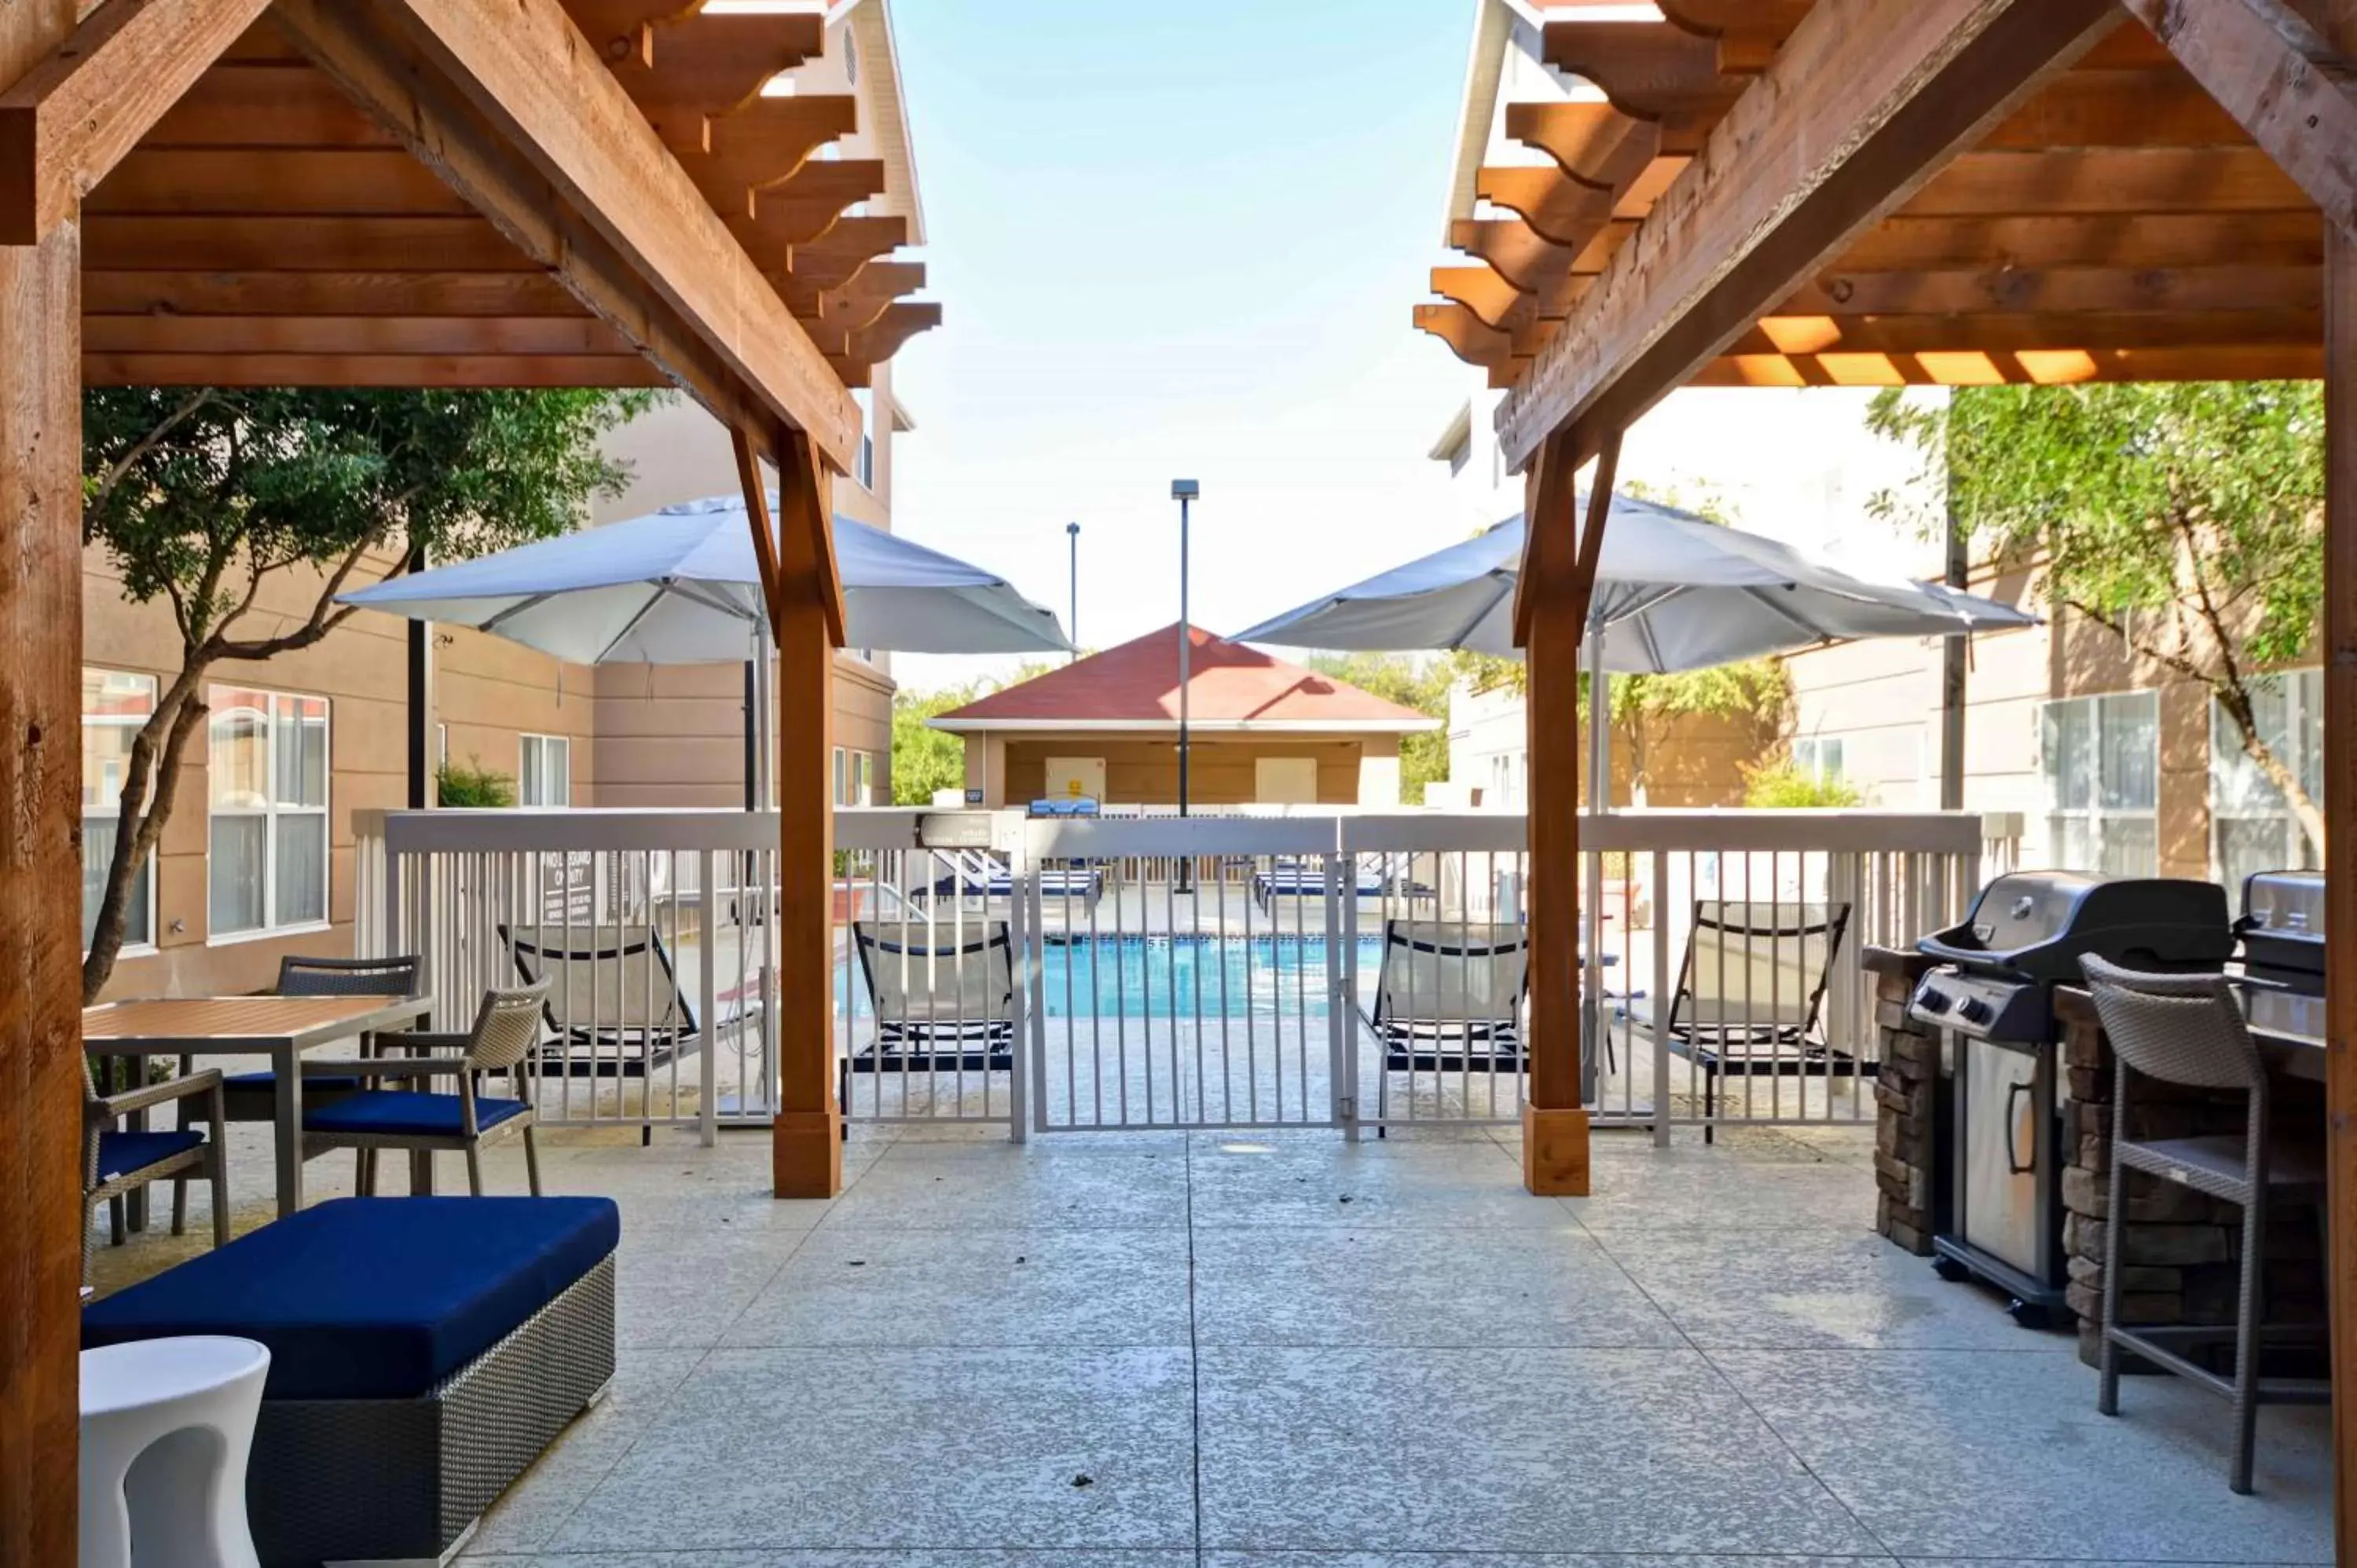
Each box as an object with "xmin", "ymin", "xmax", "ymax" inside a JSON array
[{"xmin": 83, "ymin": 995, "xmax": 435, "ymax": 1218}]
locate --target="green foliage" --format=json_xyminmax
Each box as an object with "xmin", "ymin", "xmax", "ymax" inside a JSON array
[
  {"xmin": 1306, "ymin": 652, "xmax": 1453, "ymax": 804},
  {"xmin": 79, "ymin": 387, "xmax": 652, "ymax": 1002},
  {"xmin": 435, "ymin": 758, "xmax": 517, "ymax": 808},
  {"xmin": 1868, "ymin": 381, "xmax": 2324, "ymax": 853},
  {"xmin": 1741, "ymin": 761, "xmax": 1864, "ymax": 809},
  {"xmin": 892, "ymin": 681, "xmax": 984, "ymax": 806}
]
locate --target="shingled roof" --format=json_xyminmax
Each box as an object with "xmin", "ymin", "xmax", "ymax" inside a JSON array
[{"xmin": 930, "ymin": 625, "xmax": 1439, "ymax": 731}]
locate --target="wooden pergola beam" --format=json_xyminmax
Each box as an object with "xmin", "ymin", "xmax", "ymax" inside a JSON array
[
  {"xmin": 1499, "ymin": 0, "xmax": 2125, "ymax": 471},
  {"xmin": 273, "ymin": 0, "xmax": 856, "ymax": 472},
  {"xmin": 364, "ymin": 0, "xmax": 861, "ymax": 471},
  {"xmin": 0, "ymin": 0, "xmax": 274, "ymax": 243},
  {"xmin": 2121, "ymin": 0, "xmax": 2357, "ymax": 239}
]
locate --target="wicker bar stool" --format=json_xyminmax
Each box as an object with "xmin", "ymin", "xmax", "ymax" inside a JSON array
[{"xmin": 2080, "ymin": 955, "xmax": 2330, "ymax": 1494}]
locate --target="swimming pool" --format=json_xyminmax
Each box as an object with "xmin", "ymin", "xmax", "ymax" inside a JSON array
[{"xmin": 838, "ymin": 934, "xmax": 1384, "ymax": 1021}]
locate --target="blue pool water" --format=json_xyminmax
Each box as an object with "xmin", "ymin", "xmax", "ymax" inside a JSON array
[{"xmin": 839, "ymin": 935, "xmax": 1384, "ymax": 1020}]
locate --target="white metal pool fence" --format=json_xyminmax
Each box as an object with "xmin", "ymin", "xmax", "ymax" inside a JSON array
[{"xmin": 355, "ymin": 806, "xmax": 1985, "ymax": 1144}]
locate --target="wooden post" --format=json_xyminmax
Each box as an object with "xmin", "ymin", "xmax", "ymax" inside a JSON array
[
  {"xmin": 2324, "ymin": 16, "xmax": 2357, "ymax": 1548},
  {"xmin": 735, "ymin": 428, "xmax": 845, "ymax": 1198},
  {"xmin": 0, "ymin": 3, "xmax": 83, "ymax": 1559},
  {"xmin": 1516, "ymin": 428, "xmax": 1619, "ymax": 1196}
]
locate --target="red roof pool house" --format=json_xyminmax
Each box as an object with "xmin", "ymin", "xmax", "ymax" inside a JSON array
[{"xmin": 932, "ymin": 625, "xmax": 1437, "ymax": 808}]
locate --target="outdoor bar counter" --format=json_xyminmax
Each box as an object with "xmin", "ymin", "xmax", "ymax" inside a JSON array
[{"xmin": 1867, "ymin": 949, "xmax": 2330, "ymax": 1365}]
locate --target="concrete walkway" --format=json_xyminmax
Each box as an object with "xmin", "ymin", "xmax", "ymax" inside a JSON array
[{"xmin": 89, "ymin": 1119, "xmax": 2333, "ymax": 1565}]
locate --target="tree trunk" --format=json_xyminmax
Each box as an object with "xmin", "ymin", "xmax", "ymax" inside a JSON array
[
  {"xmin": 81, "ymin": 655, "xmax": 212, "ymax": 1002},
  {"xmin": 2215, "ymin": 681, "xmax": 2329, "ymax": 867}
]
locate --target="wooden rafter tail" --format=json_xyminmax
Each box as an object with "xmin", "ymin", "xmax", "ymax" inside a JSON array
[
  {"xmin": 824, "ymin": 300, "xmax": 940, "ymax": 388},
  {"xmin": 818, "ymin": 259, "xmax": 925, "ymax": 335},
  {"xmin": 780, "ymin": 213, "xmax": 907, "ymax": 292},
  {"xmin": 1539, "ymin": 19, "xmax": 1736, "ymax": 119},
  {"xmin": 1475, "ymin": 165, "xmax": 1617, "ymax": 250},
  {"xmin": 1451, "ymin": 216, "xmax": 1633, "ymax": 291},
  {"xmin": 2119, "ymin": 0, "xmax": 2357, "ymax": 240},
  {"xmin": 731, "ymin": 157, "xmax": 885, "ymax": 254},
  {"xmin": 0, "ymin": 0, "xmax": 277, "ymax": 244},
  {"xmin": 1413, "ymin": 302, "xmax": 1521, "ymax": 388},
  {"xmin": 1500, "ymin": 0, "xmax": 2125, "ymax": 471},
  {"xmin": 1431, "ymin": 264, "xmax": 1530, "ymax": 332},
  {"xmin": 577, "ymin": 2, "xmax": 827, "ymax": 119},
  {"xmin": 1506, "ymin": 101, "xmax": 1672, "ymax": 194}
]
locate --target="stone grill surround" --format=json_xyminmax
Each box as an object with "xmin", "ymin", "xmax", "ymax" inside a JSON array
[{"xmin": 1867, "ymin": 945, "xmax": 2326, "ymax": 1366}]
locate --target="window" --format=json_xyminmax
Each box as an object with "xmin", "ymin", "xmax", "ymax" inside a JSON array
[
  {"xmin": 854, "ymin": 751, "xmax": 875, "ymax": 807},
  {"xmin": 832, "ymin": 746, "xmax": 849, "ymax": 806},
  {"xmin": 2212, "ymin": 669, "xmax": 2323, "ymax": 890},
  {"xmin": 852, "ymin": 389, "xmax": 876, "ymax": 490},
  {"xmin": 208, "ymin": 686, "xmax": 328, "ymax": 937},
  {"xmin": 1792, "ymin": 735, "xmax": 1846, "ymax": 784},
  {"xmin": 82, "ymin": 669, "xmax": 157, "ymax": 952},
  {"xmin": 519, "ymin": 733, "xmax": 572, "ymax": 808},
  {"xmin": 2041, "ymin": 691, "xmax": 2159, "ymax": 877}
]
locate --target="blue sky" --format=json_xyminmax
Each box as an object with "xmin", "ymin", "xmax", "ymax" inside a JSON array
[{"xmin": 879, "ymin": 0, "xmax": 1483, "ymax": 687}]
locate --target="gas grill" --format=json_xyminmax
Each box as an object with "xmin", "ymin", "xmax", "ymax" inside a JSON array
[
  {"xmin": 2235, "ymin": 870, "xmax": 2324, "ymax": 1044},
  {"xmin": 1908, "ymin": 872, "xmax": 2234, "ymax": 1328}
]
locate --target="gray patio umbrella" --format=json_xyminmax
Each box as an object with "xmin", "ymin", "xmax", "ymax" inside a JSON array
[
  {"xmin": 341, "ymin": 494, "xmax": 1071, "ymax": 661},
  {"xmin": 342, "ymin": 495, "xmax": 1070, "ymax": 804},
  {"xmin": 1233, "ymin": 500, "xmax": 2033, "ymax": 673}
]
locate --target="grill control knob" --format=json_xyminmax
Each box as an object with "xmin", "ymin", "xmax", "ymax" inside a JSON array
[
  {"xmin": 1917, "ymin": 988, "xmax": 1952, "ymax": 1014},
  {"xmin": 1957, "ymin": 996, "xmax": 1993, "ymax": 1026}
]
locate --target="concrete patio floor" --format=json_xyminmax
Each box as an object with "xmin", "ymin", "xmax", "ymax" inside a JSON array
[{"xmin": 88, "ymin": 1117, "xmax": 2333, "ymax": 1566}]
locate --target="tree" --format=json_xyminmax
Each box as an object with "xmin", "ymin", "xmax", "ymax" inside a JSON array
[
  {"xmin": 891, "ymin": 680, "xmax": 983, "ymax": 805},
  {"xmin": 1303, "ymin": 652, "xmax": 1453, "ymax": 804},
  {"xmin": 81, "ymin": 387, "xmax": 651, "ymax": 1000},
  {"xmin": 1868, "ymin": 382, "xmax": 2325, "ymax": 855}
]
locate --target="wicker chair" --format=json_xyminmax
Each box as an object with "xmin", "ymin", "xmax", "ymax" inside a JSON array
[
  {"xmin": 298, "ymin": 982, "xmax": 551, "ymax": 1197},
  {"xmin": 82, "ymin": 1051, "xmax": 229, "ymax": 1280},
  {"xmin": 2080, "ymin": 954, "xmax": 2330, "ymax": 1495},
  {"xmin": 196, "ymin": 953, "xmax": 424, "ymax": 1124}
]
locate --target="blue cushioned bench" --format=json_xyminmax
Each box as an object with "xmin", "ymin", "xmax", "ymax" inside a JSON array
[{"xmin": 85, "ymin": 1196, "xmax": 618, "ymax": 1566}]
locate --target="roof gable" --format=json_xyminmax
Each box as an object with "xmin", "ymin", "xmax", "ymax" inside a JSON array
[{"xmin": 935, "ymin": 625, "xmax": 1435, "ymax": 728}]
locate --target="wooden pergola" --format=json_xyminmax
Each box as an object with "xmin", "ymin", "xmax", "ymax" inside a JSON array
[
  {"xmin": 0, "ymin": 0, "xmax": 935, "ymax": 1553},
  {"xmin": 1418, "ymin": 0, "xmax": 2357, "ymax": 1550}
]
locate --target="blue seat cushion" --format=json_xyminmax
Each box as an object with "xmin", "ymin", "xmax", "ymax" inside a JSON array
[
  {"xmin": 94, "ymin": 1128, "xmax": 204, "ymax": 1182},
  {"xmin": 301, "ymin": 1090, "xmax": 530, "ymax": 1138},
  {"xmin": 225, "ymin": 1068, "xmax": 364, "ymax": 1094},
  {"xmin": 82, "ymin": 1196, "xmax": 619, "ymax": 1400}
]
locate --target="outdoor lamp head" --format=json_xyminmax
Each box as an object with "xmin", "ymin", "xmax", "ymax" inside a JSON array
[{"xmin": 1171, "ymin": 479, "xmax": 1200, "ymax": 501}]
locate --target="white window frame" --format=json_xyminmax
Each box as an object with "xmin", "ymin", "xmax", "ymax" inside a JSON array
[
  {"xmin": 2209, "ymin": 668, "xmax": 2323, "ymax": 885},
  {"xmin": 851, "ymin": 389, "xmax": 877, "ymax": 491},
  {"xmin": 207, "ymin": 684, "xmax": 332, "ymax": 943},
  {"xmin": 519, "ymin": 732, "xmax": 572, "ymax": 808},
  {"xmin": 82, "ymin": 667, "xmax": 158, "ymax": 956},
  {"xmin": 832, "ymin": 746, "xmax": 849, "ymax": 806},
  {"xmin": 1792, "ymin": 735, "xmax": 1847, "ymax": 785},
  {"xmin": 2040, "ymin": 690, "xmax": 2160, "ymax": 877}
]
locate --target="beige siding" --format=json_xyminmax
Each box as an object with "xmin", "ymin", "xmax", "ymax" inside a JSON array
[{"xmin": 983, "ymin": 735, "xmax": 1382, "ymax": 808}]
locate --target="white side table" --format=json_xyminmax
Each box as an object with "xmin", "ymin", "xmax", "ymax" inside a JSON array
[{"xmin": 80, "ymin": 1335, "xmax": 271, "ymax": 1568}]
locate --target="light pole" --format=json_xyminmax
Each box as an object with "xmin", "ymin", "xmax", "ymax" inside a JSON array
[
  {"xmin": 1065, "ymin": 520, "xmax": 1080, "ymax": 664},
  {"xmin": 1171, "ymin": 480, "xmax": 1198, "ymax": 896},
  {"xmin": 1171, "ymin": 481, "xmax": 1197, "ymax": 819}
]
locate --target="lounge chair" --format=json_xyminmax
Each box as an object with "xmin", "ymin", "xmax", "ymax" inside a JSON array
[
  {"xmin": 505, "ymin": 922, "xmax": 757, "ymax": 1079},
  {"xmin": 843, "ymin": 921, "xmax": 1017, "ymax": 1114},
  {"xmin": 1252, "ymin": 855, "xmax": 1423, "ymax": 912},
  {"xmin": 926, "ymin": 855, "xmax": 1102, "ymax": 907},
  {"xmin": 1631, "ymin": 899, "xmax": 1855, "ymax": 1141},
  {"xmin": 300, "ymin": 982, "xmax": 552, "ymax": 1196},
  {"xmin": 1357, "ymin": 921, "xmax": 1530, "ymax": 1125}
]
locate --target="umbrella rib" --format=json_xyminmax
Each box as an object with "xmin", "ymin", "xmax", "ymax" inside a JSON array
[
  {"xmin": 593, "ymin": 584, "xmax": 682, "ymax": 665},
  {"xmin": 479, "ymin": 592, "xmax": 560, "ymax": 635}
]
